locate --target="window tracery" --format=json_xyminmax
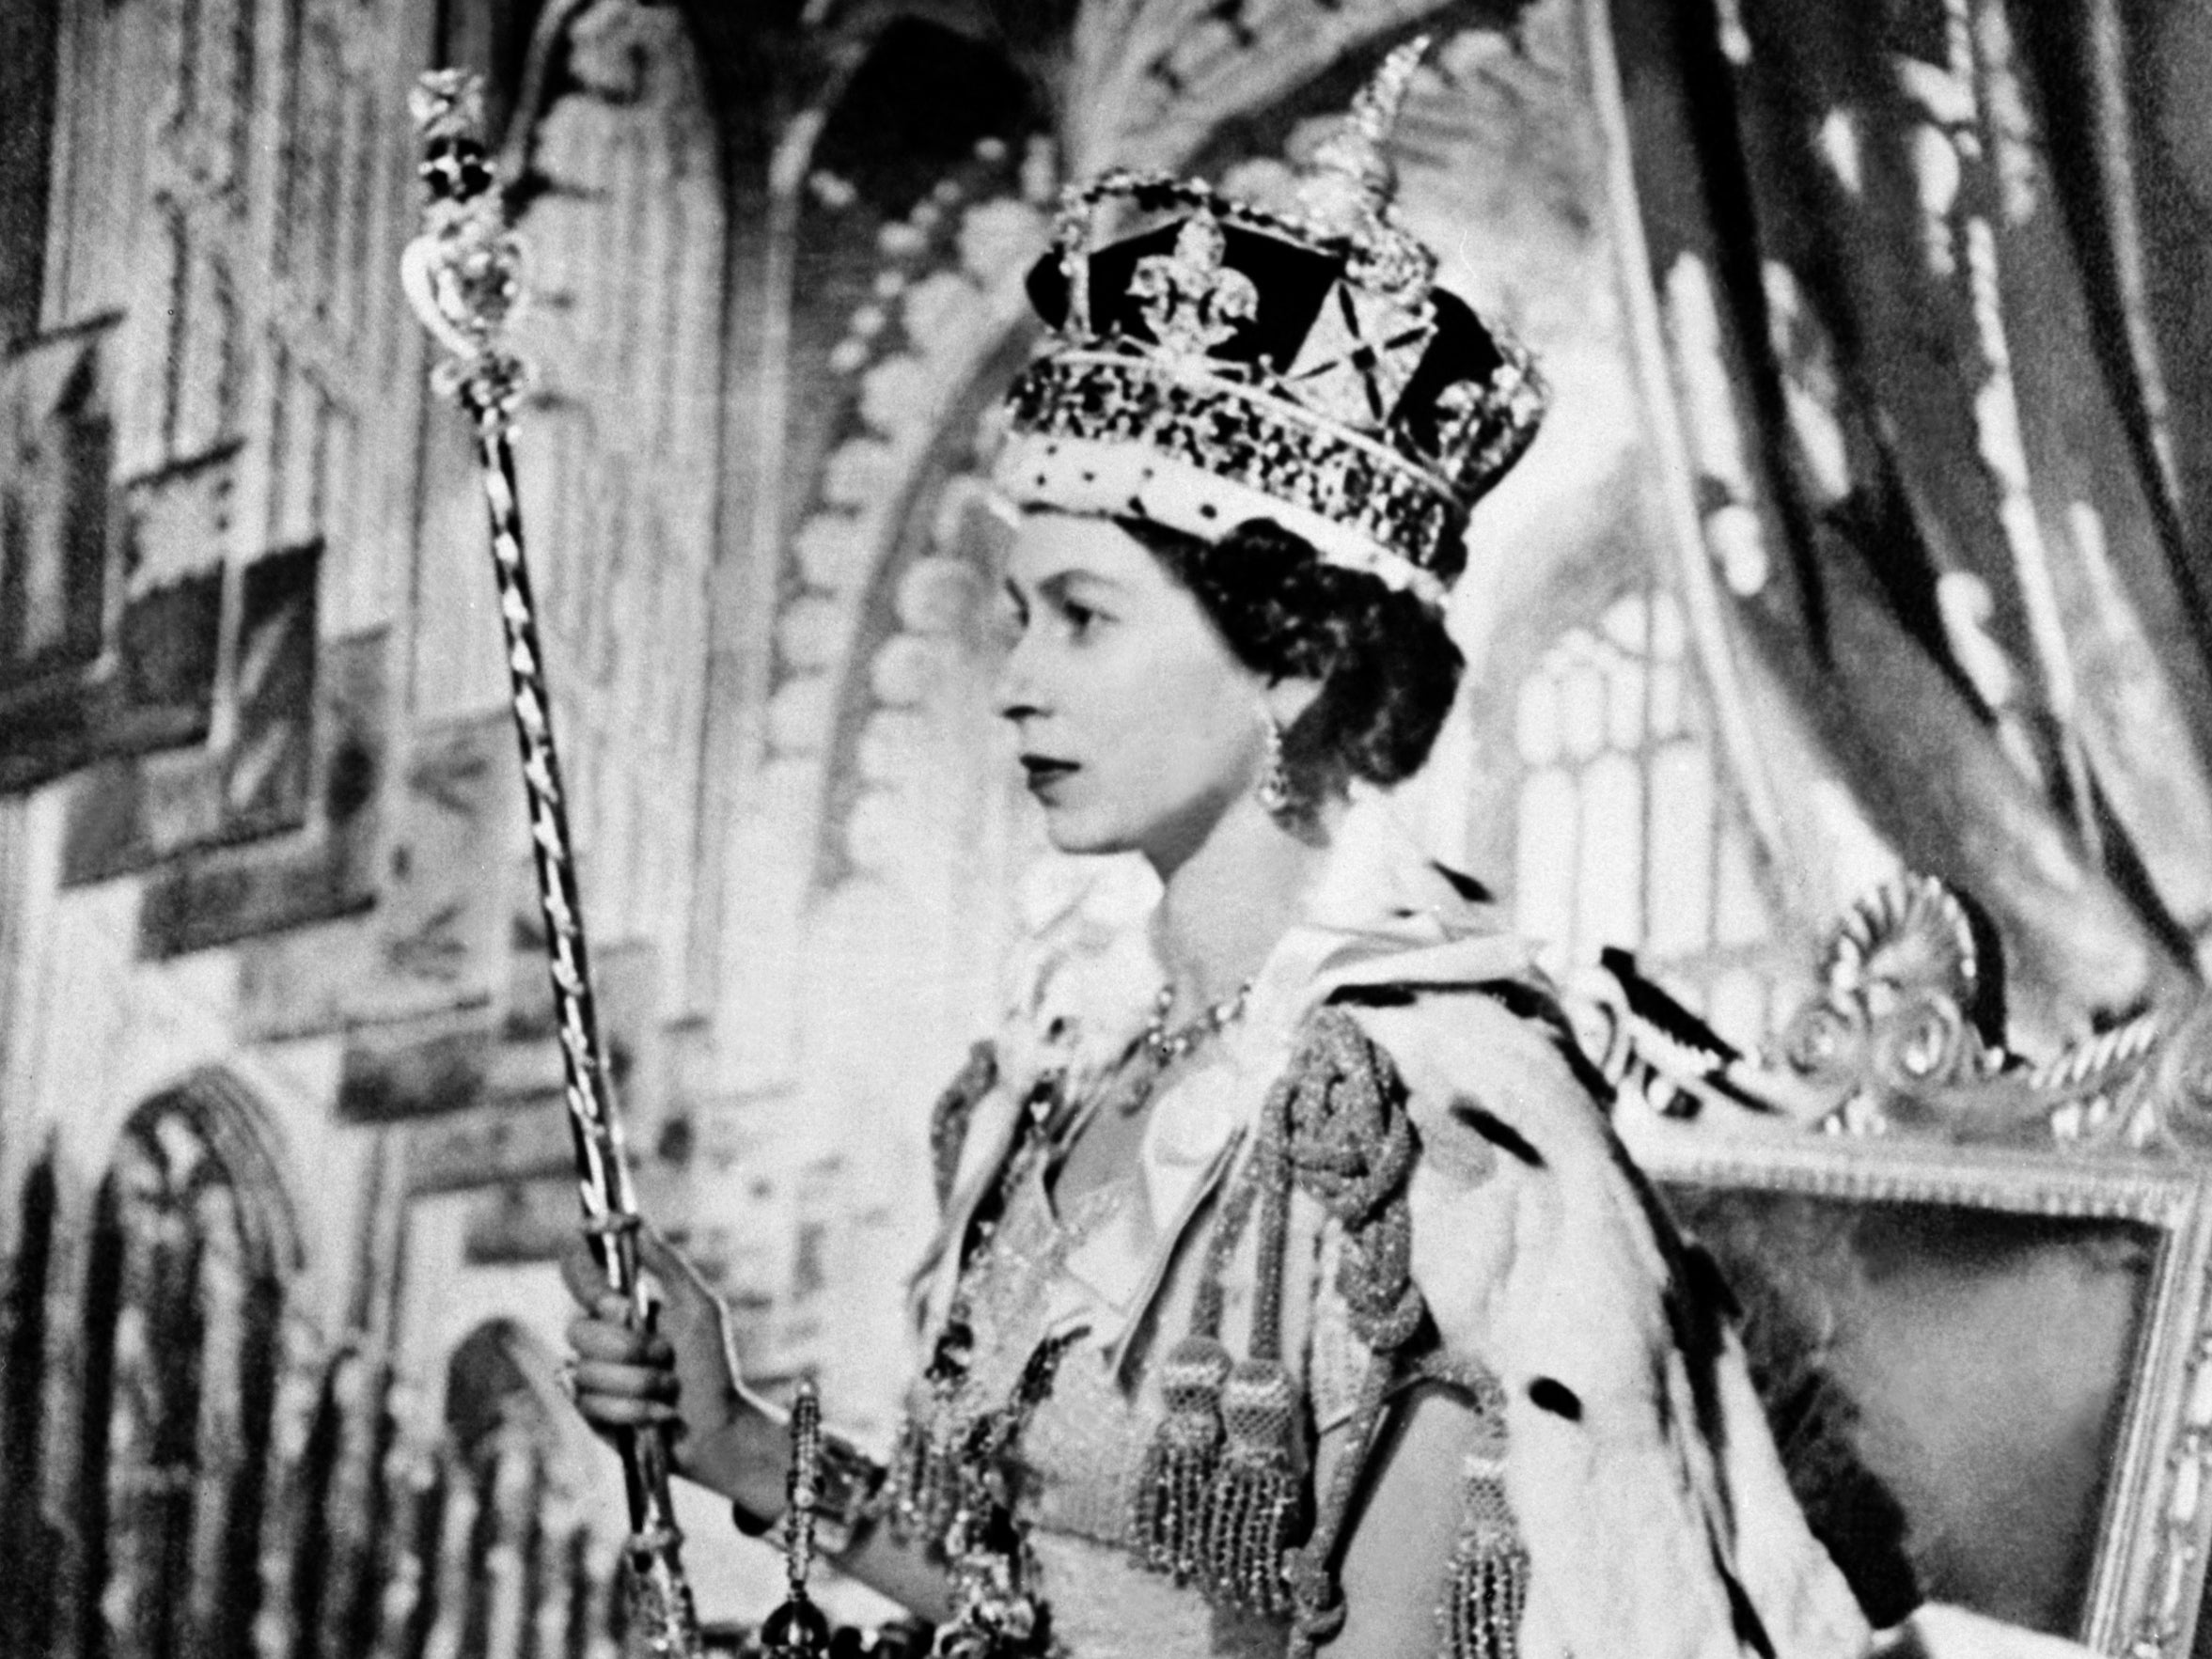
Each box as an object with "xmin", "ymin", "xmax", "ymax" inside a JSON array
[
  {"xmin": 1510, "ymin": 587, "xmax": 1792, "ymax": 1048},
  {"xmin": 73, "ymin": 1086, "xmax": 292, "ymax": 1659}
]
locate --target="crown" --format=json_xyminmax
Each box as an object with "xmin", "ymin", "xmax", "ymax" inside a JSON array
[{"xmin": 992, "ymin": 37, "xmax": 1547, "ymax": 607}]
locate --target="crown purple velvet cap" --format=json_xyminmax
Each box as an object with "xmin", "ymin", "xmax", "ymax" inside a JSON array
[{"xmin": 992, "ymin": 37, "xmax": 1548, "ymax": 608}]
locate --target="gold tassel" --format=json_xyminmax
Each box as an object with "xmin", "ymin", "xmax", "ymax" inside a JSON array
[
  {"xmin": 1132, "ymin": 1334, "xmax": 1231, "ymax": 1579},
  {"xmin": 1442, "ymin": 1446, "xmax": 1528, "ymax": 1659},
  {"xmin": 1202, "ymin": 1358, "xmax": 1301, "ymax": 1612}
]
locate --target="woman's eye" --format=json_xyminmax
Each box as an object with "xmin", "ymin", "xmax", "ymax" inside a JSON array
[{"xmin": 1061, "ymin": 602, "xmax": 1102, "ymax": 638}]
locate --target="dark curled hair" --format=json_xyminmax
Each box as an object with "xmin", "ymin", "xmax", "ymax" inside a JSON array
[{"xmin": 1118, "ymin": 515, "xmax": 1465, "ymax": 816}]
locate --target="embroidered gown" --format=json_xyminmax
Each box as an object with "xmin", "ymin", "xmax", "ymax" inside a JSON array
[{"xmin": 885, "ymin": 800, "xmax": 1875, "ymax": 1659}]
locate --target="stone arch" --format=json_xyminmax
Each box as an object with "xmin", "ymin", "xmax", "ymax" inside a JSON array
[
  {"xmin": 700, "ymin": 23, "xmax": 1056, "ymax": 1103},
  {"xmin": 758, "ymin": 23, "xmax": 1050, "ymax": 894},
  {"xmin": 770, "ymin": 163, "xmax": 1055, "ymax": 1174},
  {"xmin": 65, "ymin": 1069, "xmax": 301, "ymax": 1659},
  {"xmin": 489, "ymin": 0, "xmax": 729, "ymax": 958}
]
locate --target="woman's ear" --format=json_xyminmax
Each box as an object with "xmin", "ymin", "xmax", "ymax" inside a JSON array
[{"xmin": 1264, "ymin": 674, "xmax": 1325, "ymax": 731}]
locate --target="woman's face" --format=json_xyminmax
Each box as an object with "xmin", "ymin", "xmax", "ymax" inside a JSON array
[{"xmin": 996, "ymin": 513, "xmax": 1269, "ymax": 866}]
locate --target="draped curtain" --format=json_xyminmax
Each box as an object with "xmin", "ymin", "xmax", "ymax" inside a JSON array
[{"xmin": 1606, "ymin": 0, "xmax": 2212, "ymax": 1037}]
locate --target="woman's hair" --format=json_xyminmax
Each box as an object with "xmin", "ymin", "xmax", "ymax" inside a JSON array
[{"xmin": 1117, "ymin": 515, "xmax": 1465, "ymax": 816}]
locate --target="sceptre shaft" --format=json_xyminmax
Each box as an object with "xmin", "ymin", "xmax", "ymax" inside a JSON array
[{"xmin": 400, "ymin": 69, "xmax": 703, "ymax": 1659}]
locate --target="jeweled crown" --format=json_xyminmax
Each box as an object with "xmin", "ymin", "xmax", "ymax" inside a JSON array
[{"xmin": 993, "ymin": 37, "xmax": 1547, "ymax": 606}]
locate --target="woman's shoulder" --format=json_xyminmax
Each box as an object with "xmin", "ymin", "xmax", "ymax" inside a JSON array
[
  {"xmin": 1330, "ymin": 972, "xmax": 1622, "ymax": 1185},
  {"xmin": 1310, "ymin": 977, "xmax": 1685, "ymax": 1370}
]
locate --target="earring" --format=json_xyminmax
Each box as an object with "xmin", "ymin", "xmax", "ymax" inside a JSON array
[{"xmin": 1256, "ymin": 715, "xmax": 1294, "ymax": 818}]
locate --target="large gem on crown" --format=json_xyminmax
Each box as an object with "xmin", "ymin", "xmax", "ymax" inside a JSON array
[{"xmin": 1282, "ymin": 280, "xmax": 1435, "ymax": 430}]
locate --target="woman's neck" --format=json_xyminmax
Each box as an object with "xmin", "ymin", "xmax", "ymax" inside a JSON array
[{"xmin": 1149, "ymin": 796, "xmax": 1341, "ymax": 1013}]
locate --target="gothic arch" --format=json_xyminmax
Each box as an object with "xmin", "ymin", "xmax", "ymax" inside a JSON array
[
  {"xmin": 64, "ymin": 1070, "xmax": 301, "ymax": 1659},
  {"xmin": 492, "ymin": 0, "xmax": 729, "ymax": 956}
]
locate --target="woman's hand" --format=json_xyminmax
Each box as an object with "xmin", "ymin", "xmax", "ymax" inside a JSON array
[{"xmin": 559, "ymin": 1227, "xmax": 780, "ymax": 1505}]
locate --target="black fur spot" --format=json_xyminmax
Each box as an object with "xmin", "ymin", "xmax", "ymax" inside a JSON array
[
  {"xmin": 1451, "ymin": 1101, "xmax": 1546, "ymax": 1168},
  {"xmin": 1529, "ymin": 1377, "xmax": 1581, "ymax": 1420},
  {"xmin": 1428, "ymin": 861, "xmax": 1494, "ymax": 903}
]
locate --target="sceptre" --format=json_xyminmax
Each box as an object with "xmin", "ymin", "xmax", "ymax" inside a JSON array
[{"xmin": 400, "ymin": 69, "xmax": 703, "ymax": 1659}]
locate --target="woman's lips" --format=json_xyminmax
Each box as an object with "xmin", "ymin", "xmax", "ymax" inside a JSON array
[{"xmin": 1020, "ymin": 755, "xmax": 1078, "ymax": 797}]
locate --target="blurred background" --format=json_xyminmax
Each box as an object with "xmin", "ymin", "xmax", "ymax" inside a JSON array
[{"xmin": 2, "ymin": 0, "xmax": 2210, "ymax": 1651}]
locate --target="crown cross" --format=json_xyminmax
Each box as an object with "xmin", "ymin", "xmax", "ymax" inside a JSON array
[{"xmin": 1130, "ymin": 213, "xmax": 1259, "ymax": 360}]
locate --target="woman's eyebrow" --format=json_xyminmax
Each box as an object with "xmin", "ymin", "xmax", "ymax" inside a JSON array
[{"xmin": 1035, "ymin": 570, "xmax": 1125, "ymax": 605}]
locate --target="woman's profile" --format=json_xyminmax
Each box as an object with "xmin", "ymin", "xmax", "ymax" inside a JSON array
[{"xmin": 563, "ymin": 39, "xmax": 2091, "ymax": 1659}]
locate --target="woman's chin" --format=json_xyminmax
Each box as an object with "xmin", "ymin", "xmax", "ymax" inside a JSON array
[{"xmin": 1035, "ymin": 807, "xmax": 1135, "ymax": 858}]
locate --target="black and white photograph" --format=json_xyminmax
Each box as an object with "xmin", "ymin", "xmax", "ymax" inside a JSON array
[{"xmin": 3, "ymin": 2, "xmax": 2211, "ymax": 1657}]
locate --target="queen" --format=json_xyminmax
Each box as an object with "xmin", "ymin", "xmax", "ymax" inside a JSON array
[{"xmin": 566, "ymin": 42, "xmax": 2085, "ymax": 1659}]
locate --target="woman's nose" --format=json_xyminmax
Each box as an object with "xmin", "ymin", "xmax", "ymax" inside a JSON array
[{"xmin": 996, "ymin": 632, "xmax": 1044, "ymax": 722}]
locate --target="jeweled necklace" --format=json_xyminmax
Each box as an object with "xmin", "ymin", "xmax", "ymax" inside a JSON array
[
  {"xmin": 1146, "ymin": 982, "xmax": 1252, "ymax": 1063},
  {"xmin": 1109, "ymin": 981, "xmax": 1252, "ymax": 1117}
]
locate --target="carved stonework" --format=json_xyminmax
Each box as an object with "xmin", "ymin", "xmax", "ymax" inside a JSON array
[{"xmin": 494, "ymin": 0, "xmax": 726, "ymax": 956}]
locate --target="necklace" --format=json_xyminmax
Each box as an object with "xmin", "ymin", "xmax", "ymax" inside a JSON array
[
  {"xmin": 1144, "ymin": 982, "xmax": 1252, "ymax": 1064},
  {"xmin": 1108, "ymin": 981, "xmax": 1252, "ymax": 1117}
]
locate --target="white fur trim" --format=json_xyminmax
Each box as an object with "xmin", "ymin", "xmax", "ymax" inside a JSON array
[{"xmin": 991, "ymin": 430, "xmax": 1451, "ymax": 610}]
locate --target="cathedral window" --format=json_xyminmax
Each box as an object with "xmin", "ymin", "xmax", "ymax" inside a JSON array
[
  {"xmin": 75, "ymin": 1087, "xmax": 290, "ymax": 1659},
  {"xmin": 1510, "ymin": 587, "xmax": 1787, "ymax": 1048}
]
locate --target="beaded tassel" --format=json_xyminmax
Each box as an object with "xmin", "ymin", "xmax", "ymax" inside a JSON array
[
  {"xmin": 1200, "ymin": 1130, "xmax": 1301, "ymax": 1613},
  {"xmin": 1131, "ymin": 1333, "xmax": 1231, "ymax": 1578},
  {"xmin": 1129, "ymin": 1154, "xmax": 1260, "ymax": 1579},
  {"xmin": 1441, "ymin": 1435, "xmax": 1527, "ymax": 1659},
  {"xmin": 1202, "ymin": 1357, "xmax": 1302, "ymax": 1611}
]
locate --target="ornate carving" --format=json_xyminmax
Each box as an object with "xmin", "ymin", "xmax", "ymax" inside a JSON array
[{"xmin": 1600, "ymin": 870, "xmax": 2212, "ymax": 1154}]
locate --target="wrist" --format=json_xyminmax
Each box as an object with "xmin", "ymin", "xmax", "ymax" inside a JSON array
[{"xmin": 680, "ymin": 1392, "xmax": 785, "ymax": 1509}]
